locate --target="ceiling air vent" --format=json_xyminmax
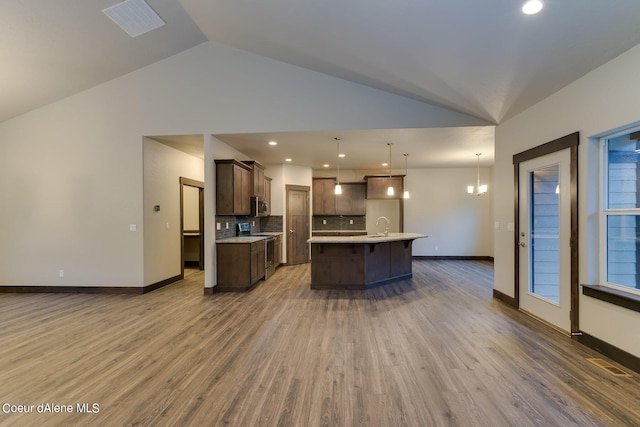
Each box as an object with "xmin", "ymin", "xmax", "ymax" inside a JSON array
[{"xmin": 102, "ymin": 0, "xmax": 165, "ymax": 38}]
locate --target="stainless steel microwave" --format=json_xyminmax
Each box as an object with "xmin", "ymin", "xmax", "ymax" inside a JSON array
[{"xmin": 251, "ymin": 196, "xmax": 268, "ymax": 217}]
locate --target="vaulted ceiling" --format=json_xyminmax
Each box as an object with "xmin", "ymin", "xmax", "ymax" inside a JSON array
[{"xmin": 4, "ymin": 0, "xmax": 640, "ymax": 168}]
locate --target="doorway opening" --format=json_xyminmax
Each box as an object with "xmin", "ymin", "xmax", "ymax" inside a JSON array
[{"xmin": 180, "ymin": 177, "xmax": 204, "ymax": 277}]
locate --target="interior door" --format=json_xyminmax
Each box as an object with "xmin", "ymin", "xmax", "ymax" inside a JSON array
[
  {"xmin": 518, "ymin": 149, "xmax": 571, "ymax": 332},
  {"xmin": 286, "ymin": 185, "xmax": 310, "ymax": 265}
]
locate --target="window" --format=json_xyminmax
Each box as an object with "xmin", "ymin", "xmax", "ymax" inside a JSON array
[{"xmin": 602, "ymin": 128, "xmax": 640, "ymax": 295}]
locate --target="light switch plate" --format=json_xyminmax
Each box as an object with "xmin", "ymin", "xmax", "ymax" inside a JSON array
[
  {"xmin": 129, "ymin": 224, "xmax": 137, "ymax": 232},
  {"xmin": 507, "ymin": 222, "xmax": 515, "ymax": 232}
]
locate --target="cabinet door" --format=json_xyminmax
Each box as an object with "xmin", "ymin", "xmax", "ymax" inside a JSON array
[
  {"xmin": 366, "ymin": 177, "xmax": 403, "ymax": 199},
  {"xmin": 250, "ymin": 243, "xmax": 265, "ymax": 283},
  {"xmin": 313, "ymin": 178, "xmax": 336, "ymax": 215},
  {"xmin": 264, "ymin": 177, "xmax": 272, "ymax": 215},
  {"xmin": 336, "ymin": 183, "xmax": 366, "ymax": 215},
  {"xmin": 234, "ymin": 165, "xmax": 251, "ymax": 215},
  {"xmin": 274, "ymin": 236, "xmax": 282, "ymax": 266}
]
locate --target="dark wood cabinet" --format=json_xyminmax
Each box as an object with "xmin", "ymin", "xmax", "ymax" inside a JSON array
[
  {"xmin": 336, "ymin": 183, "xmax": 366, "ymax": 215},
  {"xmin": 365, "ymin": 176, "xmax": 404, "ymax": 199},
  {"xmin": 243, "ymin": 160, "xmax": 266, "ymax": 198},
  {"xmin": 250, "ymin": 241, "xmax": 265, "ymax": 284},
  {"xmin": 215, "ymin": 160, "xmax": 251, "ymax": 215},
  {"xmin": 274, "ymin": 234, "xmax": 282, "ymax": 266},
  {"xmin": 313, "ymin": 178, "xmax": 336, "ymax": 215},
  {"xmin": 216, "ymin": 241, "xmax": 265, "ymax": 291},
  {"xmin": 264, "ymin": 176, "xmax": 272, "ymax": 215}
]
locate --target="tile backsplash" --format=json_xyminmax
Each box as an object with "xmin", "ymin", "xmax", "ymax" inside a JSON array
[
  {"xmin": 312, "ymin": 215, "xmax": 366, "ymax": 231},
  {"xmin": 215, "ymin": 215, "xmax": 284, "ymax": 240}
]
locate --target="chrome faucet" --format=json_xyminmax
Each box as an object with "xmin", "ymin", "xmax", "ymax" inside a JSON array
[{"xmin": 376, "ymin": 216, "xmax": 390, "ymax": 237}]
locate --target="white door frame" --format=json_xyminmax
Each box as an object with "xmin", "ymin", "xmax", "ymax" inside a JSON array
[{"xmin": 513, "ymin": 132, "xmax": 579, "ymax": 335}]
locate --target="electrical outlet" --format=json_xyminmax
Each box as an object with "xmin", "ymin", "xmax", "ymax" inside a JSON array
[
  {"xmin": 435, "ymin": 245, "xmax": 439, "ymax": 251},
  {"xmin": 322, "ymin": 219, "xmax": 326, "ymax": 225},
  {"xmin": 226, "ymin": 222, "xmax": 229, "ymax": 229},
  {"xmin": 350, "ymin": 219, "xmax": 354, "ymax": 225},
  {"xmin": 216, "ymin": 222, "xmax": 221, "ymax": 230},
  {"xmin": 59, "ymin": 269, "xmax": 64, "ymax": 278},
  {"xmin": 165, "ymin": 222, "xmax": 170, "ymax": 230}
]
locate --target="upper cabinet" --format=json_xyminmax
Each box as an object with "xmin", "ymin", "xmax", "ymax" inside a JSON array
[
  {"xmin": 215, "ymin": 160, "xmax": 252, "ymax": 215},
  {"xmin": 313, "ymin": 178, "xmax": 336, "ymax": 215},
  {"xmin": 264, "ymin": 176, "xmax": 272, "ymax": 216},
  {"xmin": 243, "ymin": 160, "xmax": 266, "ymax": 198},
  {"xmin": 365, "ymin": 176, "xmax": 404, "ymax": 199},
  {"xmin": 313, "ymin": 178, "xmax": 366, "ymax": 215},
  {"xmin": 336, "ymin": 183, "xmax": 366, "ymax": 215}
]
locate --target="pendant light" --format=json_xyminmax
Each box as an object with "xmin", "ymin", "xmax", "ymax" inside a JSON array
[
  {"xmin": 467, "ymin": 153, "xmax": 488, "ymax": 196},
  {"xmin": 386, "ymin": 143, "xmax": 394, "ymax": 196},
  {"xmin": 403, "ymin": 153, "xmax": 410, "ymax": 199},
  {"xmin": 334, "ymin": 137, "xmax": 342, "ymax": 195}
]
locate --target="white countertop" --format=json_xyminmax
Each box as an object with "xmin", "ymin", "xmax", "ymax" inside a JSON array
[
  {"xmin": 216, "ymin": 232, "xmax": 283, "ymax": 244},
  {"xmin": 307, "ymin": 232, "xmax": 427, "ymax": 244}
]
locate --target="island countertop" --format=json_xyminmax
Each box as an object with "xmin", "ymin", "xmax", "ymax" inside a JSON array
[{"xmin": 307, "ymin": 232, "xmax": 426, "ymax": 244}]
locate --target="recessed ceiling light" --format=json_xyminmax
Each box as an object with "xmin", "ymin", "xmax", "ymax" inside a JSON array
[
  {"xmin": 323, "ymin": 164, "xmax": 330, "ymax": 168},
  {"xmin": 522, "ymin": 0, "xmax": 543, "ymax": 15},
  {"xmin": 382, "ymin": 162, "xmax": 388, "ymax": 167},
  {"xmin": 268, "ymin": 141, "xmax": 277, "ymax": 146},
  {"xmin": 338, "ymin": 154, "xmax": 346, "ymax": 158},
  {"xmin": 102, "ymin": 0, "xmax": 165, "ymax": 38},
  {"xmin": 285, "ymin": 158, "xmax": 292, "ymax": 162}
]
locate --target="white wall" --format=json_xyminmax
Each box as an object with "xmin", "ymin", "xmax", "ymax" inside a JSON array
[
  {"xmin": 143, "ymin": 138, "xmax": 204, "ymax": 285},
  {"xmin": 406, "ymin": 168, "xmax": 493, "ymax": 256},
  {"xmin": 494, "ymin": 43, "xmax": 640, "ymax": 357},
  {"xmin": 0, "ymin": 40, "xmax": 487, "ymax": 289}
]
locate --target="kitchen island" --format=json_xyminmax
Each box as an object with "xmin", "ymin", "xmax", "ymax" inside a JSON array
[{"xmin": 308, "ymin": 233, "xmax": 426, "ymax": 289}]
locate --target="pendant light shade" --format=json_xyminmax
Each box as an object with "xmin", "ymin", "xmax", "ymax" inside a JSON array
[
  {"xmin": 468, "ymin": 153, "xmax": 488, "ymax": 196},
  {"xmin": 334, "ymin": 137, "xmax": 342, "ymax": 195},
  {"xmin": 387, "ymin": 143, "xmax": 394, "ymax": 196},
  {"xmin": 403, "ymin": 153, "xmax": 410, "ymax": 199}
]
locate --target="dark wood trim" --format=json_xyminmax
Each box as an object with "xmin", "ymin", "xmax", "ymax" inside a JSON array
[
  {"xmin": 513, "ymin": 162, "xmax": 520, "ymax": 308},
  {"xmin": 413, "ymin": 256, "xmax": 494, "ymax": 261},
  {"xmin": 493, "ymin": 289, "xmax": 518, "ymax": 308},
  {"xmin": 143, "ymin": 274, "xmax": 183, "ymax": 293},
  {"xmin": 0, "ymin": 274, "xmax": 183, "ymax": 294},
  {"xmin": 0, "ymin": 286, "xmax": 144, "ymax": 294},
  {"xmin": 180, "ymin": 177, "xmax": 205, "ymax": 187},
  {"xmin": 513, "ymin": 132, "xmax": 579, "ymax": 164},
  {"xmin": 570, "ymin": 144, "xmax": 579, "ymax": 333},
  {"xmin": 578, "ymin": 331, "xmax": 640, "ymax": 375},
  {"xmin": 582, "ymin": 284, "xmax": 640, "ymax": 314},
  {"xmin": 512, "ymin": 132, "xmax": 580, "ymax": 334},
  {"xmin": 630, "ymin": 131, "xmax": 640, "ymax": 141}
]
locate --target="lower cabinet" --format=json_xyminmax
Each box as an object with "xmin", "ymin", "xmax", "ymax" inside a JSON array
[
  {"xmin": 216, "ymin": 241, "xmax": 265, "ymax": 291},
  {"xmin": 274, "ymin": 235, "xmax": 282, "ymax": 267}
]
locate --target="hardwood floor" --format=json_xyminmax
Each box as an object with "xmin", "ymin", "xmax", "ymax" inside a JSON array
[{"xmin": 1, "ymin": 261, "xmax": 639, "ymax": 426}]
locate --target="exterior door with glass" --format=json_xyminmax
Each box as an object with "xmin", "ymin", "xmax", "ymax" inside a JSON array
[{"xmin": 518, "ymin": 149, "xmax": 572, "ymax": 332}]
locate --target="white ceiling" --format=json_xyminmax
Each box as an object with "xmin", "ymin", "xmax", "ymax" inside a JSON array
[{"xmin": 4, "ymin": 0, "xmax": 640, "ymax": 169}]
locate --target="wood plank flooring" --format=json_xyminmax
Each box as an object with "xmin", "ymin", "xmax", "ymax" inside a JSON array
[{"xmin": 1, "ymin": 261, "xmax": 639, "ymax": 426}]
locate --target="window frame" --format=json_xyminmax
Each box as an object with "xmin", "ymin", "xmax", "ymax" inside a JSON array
[{"xmin": 600, "ymin": 126, "xmax": 640, "ymax": 297}]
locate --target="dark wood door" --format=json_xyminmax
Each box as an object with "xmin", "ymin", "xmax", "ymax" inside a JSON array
[{"xmin": 287, "ymin": 185, "xmax": 310, "ymax": 265}]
